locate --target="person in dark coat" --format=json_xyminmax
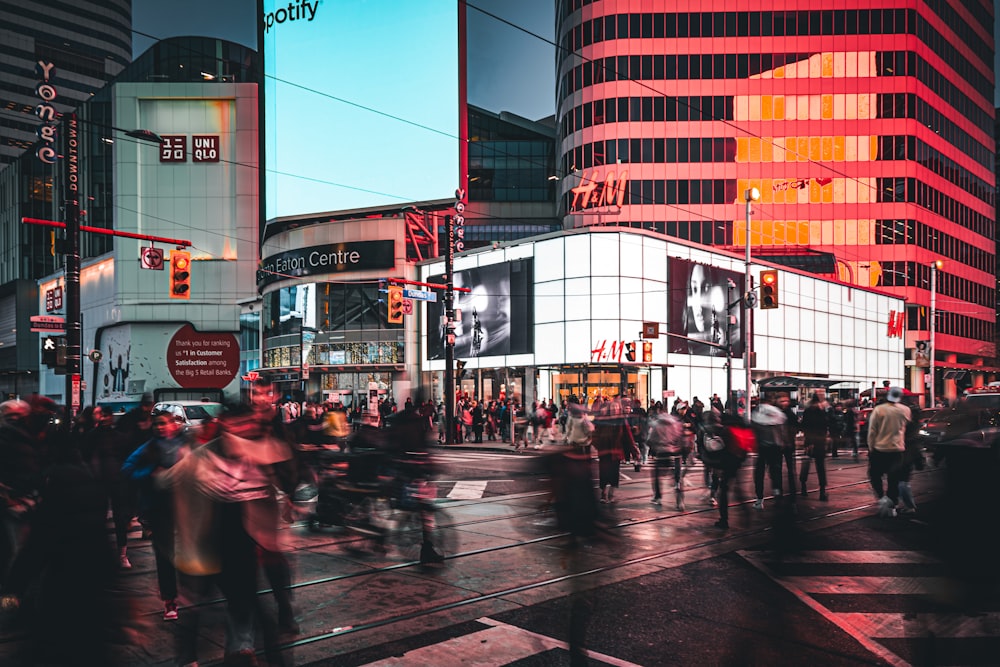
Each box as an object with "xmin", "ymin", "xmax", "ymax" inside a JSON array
[{"xmin": 798, "ymin": 396, "xmax": 830, "ymax": 500}]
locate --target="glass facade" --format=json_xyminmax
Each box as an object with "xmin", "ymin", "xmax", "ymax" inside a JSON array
[{"xmin": 555, "ymin": 2, "xmax": 996, "ymax": 381}]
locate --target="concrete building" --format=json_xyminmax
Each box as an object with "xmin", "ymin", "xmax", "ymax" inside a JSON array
[{"xmin": 33, "ymin": 37, "xmax": 259, "ymax": 408}]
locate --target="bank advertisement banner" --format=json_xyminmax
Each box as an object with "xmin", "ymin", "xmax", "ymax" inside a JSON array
[
  {"xmin": 94, "ymin": 323, "xmax": 241, "ymax": 405},
  {"xmin": 668, "ymin": 259, "xmax": 744, "ymax": 358},
  {"xmin": 426, "ymin": 259, "xmax": 533, "ymax": 360}
]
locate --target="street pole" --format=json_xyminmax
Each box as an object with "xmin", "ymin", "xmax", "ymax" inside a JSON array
[
  {"xmin": 64, "ymin": 113, "xmax": 81, "ymax": 424},
  {"xmin": 929, "ymin": 260, "xmax": 940, "ymax": 408},
  {"xmin": 744, "ymin": 187, "xmax": 760, "ymax": 418},
  {"xmin": 725, "ymin": 280, "xmax": 733, "ymax": 416},
  {"xmin": 444, "ymin": 214, "xmax": 456, "ymax": 445}
]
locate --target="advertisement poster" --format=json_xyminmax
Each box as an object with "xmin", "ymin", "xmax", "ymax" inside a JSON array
[
  {"xmin": 427, "ymin": 259, "xmax": 533, "ymax": 360},
  {"xmin": 669, "ymin": 258, "xmax": 744, "ymax": 357}
]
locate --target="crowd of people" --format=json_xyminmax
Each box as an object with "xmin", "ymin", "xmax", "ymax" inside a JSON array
[
  {"xmin": 0, "ymin": 381, "xmax": 307, "ymax": 666},
  {"xmin": 538, "ymin": 388, "xmax": 926, "ymax": 533}
]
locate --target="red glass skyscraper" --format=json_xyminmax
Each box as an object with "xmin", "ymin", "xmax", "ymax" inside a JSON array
[{"xmin": 555, "ymin": 1, "xmax": 996, "ymax": 397}]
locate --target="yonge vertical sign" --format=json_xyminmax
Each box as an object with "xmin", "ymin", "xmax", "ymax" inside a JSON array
[{"xmin": 34, "ymin": 60, "xmax": 60, "ymax": 164}]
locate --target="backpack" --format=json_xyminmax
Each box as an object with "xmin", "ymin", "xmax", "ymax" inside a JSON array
[{"xmin": 704, "ymin": 432, "xmax": 726, "ymax": 453}]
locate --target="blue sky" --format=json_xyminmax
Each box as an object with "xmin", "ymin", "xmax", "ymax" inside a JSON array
[{"xmin": 133, "ymin": 0, "xmax": 558, "ymax": 120}]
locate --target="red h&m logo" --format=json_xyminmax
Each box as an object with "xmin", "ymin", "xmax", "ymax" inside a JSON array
[{"xmin": 887, "ymin": 310, "xmax": 905, "ymax": 338}]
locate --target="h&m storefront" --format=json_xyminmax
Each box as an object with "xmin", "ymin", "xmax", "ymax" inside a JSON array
[
  {"xmin": 257, "ymin": 216, "xmax": 418, "ymax": 405},
  {"xmin": 420, "ymin": 227, "xmax": 905, "ymax": 408}
]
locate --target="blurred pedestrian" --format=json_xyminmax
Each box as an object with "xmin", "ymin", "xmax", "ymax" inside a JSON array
[
  {"xmin": 593, "ymin": 398, "xmax": 638, "ymax": 504},
  {"xmin": 798, "ymin": 396, "xmax": 830, "ymax": 500},
  {"xmin": 866, "ymin": 386, "xmax": 910, "ymax": 517},
  {"xmin": 751, "ymin": 396, "xmax": 788, "ymax": 509},
  {"xmin": 646, "ymin": 409, "xmax": 685, "ymax": 510},
  {"xmin": 121, "ymin": 411, "xmax": 190, "ymax": 620}
]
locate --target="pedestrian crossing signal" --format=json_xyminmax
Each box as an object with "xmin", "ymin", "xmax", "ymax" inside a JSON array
[
  {"xmin": 170, "ymin": 250, "xmax": 191, "ymax": 299},
  {"xmin": 760, "ymin": 270, "xmax": 778, "ymax": 309},
  {"xmin": 387, "ymin": 284, "xmax": 404, "ymax": 324}
]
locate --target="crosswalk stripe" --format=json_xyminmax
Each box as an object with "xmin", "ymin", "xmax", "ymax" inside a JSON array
[
  {"xmin": 739, "ymin": 549, "xmax": 998, "ymax": 667},
  {"xmin": 784, "ymin": 576, "xmax": 951, "ymax": 596},
  {"xmin": 752, "ymin": 550, "xmax": 941, "ymax": 564},
  {"xmin": 447, "ymin": 481, "xmax": 489, "ymax": 499},
  {"xmin": 838, "ymin": 612, "xmax": 1000, "ymax": 639},
  {"xmin": 359, "ymin": 618, "xmax": 643, "ymax": 666}
]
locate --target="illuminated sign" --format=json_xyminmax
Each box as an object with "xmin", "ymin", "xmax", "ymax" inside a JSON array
[
  {"xmin": 262, "ymin": 0, "xmax": 459, "ymax": 219},
  {"xmin": 887, "ymin": 310, "xmax": 905, "ymax": 338},
  {"xmin": 257, "ymin": 240, "xmax": 395, "ymax": 288},
  {"xmin": 570, "ymin": 169, "xmax": 628, "ymax": 211},
  {"xmin": 34, "ymin": 60, "xmax": 58, "ymax": 164}
]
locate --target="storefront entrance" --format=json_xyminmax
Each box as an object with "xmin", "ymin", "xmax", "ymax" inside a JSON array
[{"xmin": 549, "ymin": 365, "xmax": 650, "ymax": 408}]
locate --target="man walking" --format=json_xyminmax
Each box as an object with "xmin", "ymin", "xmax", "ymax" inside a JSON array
[{"xmin": 866, "ymin": 386, "xmax": 910, "ymax": 517}]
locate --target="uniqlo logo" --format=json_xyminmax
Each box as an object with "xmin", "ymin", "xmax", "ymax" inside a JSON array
[{"xmin": 160, "ymin": 135, "xmax": 187, "ymax": 162}]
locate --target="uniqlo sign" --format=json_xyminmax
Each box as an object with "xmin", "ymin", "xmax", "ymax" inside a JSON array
[
  {"xmin": 192, "ymin": 135, "xmax": 220, "ymax": 162},
  {"xmin": 160, "ymin": 135, "xmax": 187, "ymax": 162}
]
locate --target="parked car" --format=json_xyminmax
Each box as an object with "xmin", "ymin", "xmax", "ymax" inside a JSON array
[{"xmin": 152, "ymin": 400, "xmax": 224, "ymax": 430}]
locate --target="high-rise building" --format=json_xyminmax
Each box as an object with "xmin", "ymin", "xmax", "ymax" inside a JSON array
[
  {"xmin": 555, "ymin": 2, "xmax": 996, "ymax": 398},
  {"xmin": 0, "ymin": 0, "xmax": 132, "ymax": 168}
]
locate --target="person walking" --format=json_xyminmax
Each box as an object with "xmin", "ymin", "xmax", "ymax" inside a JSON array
[
  {"xmin": 121, "ymin": 411, "xmax": 190, "ymax": 621},
  {"xmin": 866, "ymin": 386, "xmax": 911, "ymax": 517},
  {"xmin": 646, "ymin": 409, "xmax": 686, "ymax": 510},
  {"xmin": 798, "ymin": 396, "xmax": 830, "ymax": 500},
  {"xmin": 592, "ymin": 398, "xmax": 638, "ymax": 503},
  {"xmin": 751, "ymin": 396, "xmax": 788, "ymax": 509},
  {"xmin": 775, "ymin": 393, "xmax": 800, "ymax": 499}
]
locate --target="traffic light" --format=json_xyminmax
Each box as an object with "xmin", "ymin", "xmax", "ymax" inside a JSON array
[
  {"xmin": 169, "ymin": 250, "xmax": 191, "ymax": 299},
  {"xmin": 41, "ymin": 336, "xmax": 58, "ymax": 367},
  {"xmin": 387, "ymin": 284, "xmax": 404, "ymax": 324},
  {"xmin": 624, "ymin": 341, "xmax": 636, "ymax": 362},
  {"xmin": 760, "ymin": 270, "xmax": 779, "ymax": 309},
  {"xmin": 455, "ymin": 359, "xmax": 467, "ymax": 383}
]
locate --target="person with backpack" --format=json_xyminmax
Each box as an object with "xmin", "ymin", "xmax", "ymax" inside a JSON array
[
  {"xmin": 646, "ymin": 408, "xmax": 686, "ymax": 510},
  {"xmin": 702, "ymin": 410, "xmax": 747, "ymax": 529}
]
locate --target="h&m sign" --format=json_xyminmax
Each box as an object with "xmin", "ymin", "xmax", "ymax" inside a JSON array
[{"xmin": 887, "ymin": 310, "xmax": 905, "ymax": 338}]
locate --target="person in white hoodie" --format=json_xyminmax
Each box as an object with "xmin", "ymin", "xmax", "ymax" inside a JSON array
[
  {"xmin": 866, "ymin": 386, "xmax": 911, "ymax": 517},
  {"xmin": 751, "ymin": 397, "xmax": 788, "ymax": 510}
]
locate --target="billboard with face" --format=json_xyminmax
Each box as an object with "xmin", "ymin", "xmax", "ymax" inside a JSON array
[
  {"xmin": 669, "ymin": 258, "xmax": 744, "ymax": 358},
  {"xmin": 261, "ymin": 0, "xmax": 460, "ymax": 219},
  {"xmin": 426, "ymin": 259, "xmax": 533, "ymax": 360}
]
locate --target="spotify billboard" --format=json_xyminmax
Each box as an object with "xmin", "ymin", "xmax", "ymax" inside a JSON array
[{"xmin": 260, "ymin": 0, "xmax": 460, "ymax": 220}]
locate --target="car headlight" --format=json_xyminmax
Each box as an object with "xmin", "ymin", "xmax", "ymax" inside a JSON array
[{"xmin": 918, "ymin": 429, "xmax": 930, "ymax": 437}]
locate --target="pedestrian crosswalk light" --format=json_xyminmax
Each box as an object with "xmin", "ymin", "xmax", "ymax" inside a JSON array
[
  {"xmin": 760, "ymin": 270, "xmax": 778, "ymax": 309},
  {"xmin": 642, "ymin": 340, "xmax": 653, "ymax": 363},
  {"xmin": 169, "ymin": 250, "xmax": 191, "ymax": 299},
  {"xmin": 387, "ymin": 284, "xmax": 404, "ymax": 324}
]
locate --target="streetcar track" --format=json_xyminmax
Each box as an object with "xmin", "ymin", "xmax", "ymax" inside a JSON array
[{"xmin": 202, "ymin": 472, "xmax": 931, "ymax": 666}]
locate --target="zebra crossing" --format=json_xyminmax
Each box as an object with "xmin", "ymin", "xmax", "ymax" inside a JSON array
[{"xmin": 739, "ymin": 549, "xmax": 1000, "ymax": 667}]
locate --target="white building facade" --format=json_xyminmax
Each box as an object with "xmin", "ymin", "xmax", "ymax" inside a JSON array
[{"xmin": 420, "ymin": 227, "xmax": 905, "ymax": 408}]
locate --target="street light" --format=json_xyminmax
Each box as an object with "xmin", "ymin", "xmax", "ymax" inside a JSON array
[
  {"xmin": 744, "ymin": 187, "xmax": 760, "ymax": 416},
  {"xmin": 929, "ymin": 259, "xmax": 943, "ymax": 408}
]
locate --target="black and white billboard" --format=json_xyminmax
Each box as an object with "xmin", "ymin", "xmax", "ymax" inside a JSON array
[
  {"xmin": 427, "ymin": 259, "xmax": 533, "ymax": 359},
  {"xmin": 669, "ymin": 258, "xmax": 744, "ymax": 357}
]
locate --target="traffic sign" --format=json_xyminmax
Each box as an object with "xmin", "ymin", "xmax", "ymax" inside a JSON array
[
  {"xmin": 403, "ymin": 288, "xmax": 437, "ymax": 302},
  {"xmin": 402, "ymin": 299, "xmax": 414, "ymax": 315},
  {"xmin": 30, "ymin": 315, "xmax": 65, "ymax": 332},
  {"xmin": 140, "ymin": 246, "xmax": 164, "ymax": 270}
]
